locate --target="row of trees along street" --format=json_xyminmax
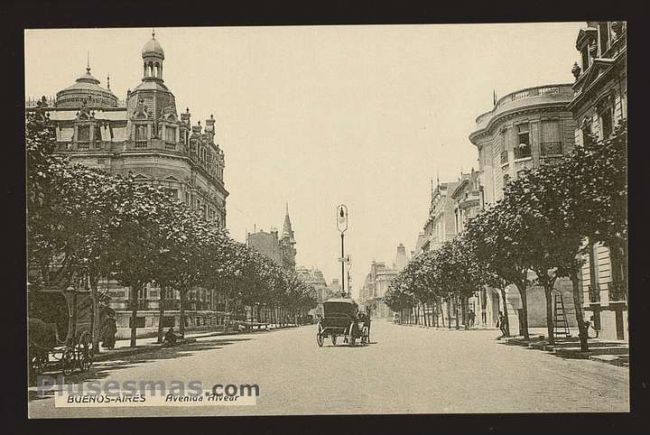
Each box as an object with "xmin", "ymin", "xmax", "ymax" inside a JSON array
[
  {"xmin": 385, "ymin": 120, "xmax": 627, "ymax": 351},
  {"xmin": 26, "ymin": 110, "xmax": 317, "ymax": 350}
]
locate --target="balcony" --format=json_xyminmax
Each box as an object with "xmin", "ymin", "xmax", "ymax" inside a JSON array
[
  {"xmin": 588, "ymin": 284, "xmax": 601, "ymax": 304},
  {"xmin": 608, "ymin": 281, "xmax": 627, "ymax": 304},
  {"xmin": 134, "ymin": 140, "xmax": 148, "ymax": 149},
  {"xmin": 513, "ymin": 144, "xmax": 532, "ymax": 160},
  {"xmin": 541, "ymin": 141, "xmax": 563, "ymax": 157},
  {"xmin": 130, "ymin": 299, "xmax": 152, "ymax": 310},
  {"xmin": 161, "ymin": 299, "xmax": 180, "ymax": 310},
  {"xmin": 471, "ymin": 84, "xmax": 574, "ymax": 137}
]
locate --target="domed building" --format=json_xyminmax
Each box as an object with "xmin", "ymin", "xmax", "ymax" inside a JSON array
[
  {"xmin": 26, "ymin": 31, "xmax": 230, "ymax": 338},
  {"xmin": 55, "ymin": 63, "xmax": 119, "ymax": 109}
]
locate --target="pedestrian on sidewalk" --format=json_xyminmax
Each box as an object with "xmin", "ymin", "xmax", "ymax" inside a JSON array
[
  {"xmin": 101, "ymin": 313, "xmax": 117, "ymax": 350},
  {"xmin": 496, "ymin": 311, "xmax": 507, "ymax": 339},
  {"xmin": 164, "ymin": 327, "xmax": 178, "ymax": 346},
  {"xmin": 468, "ymin": 310, "xmax": 476, "ymax": 328}
]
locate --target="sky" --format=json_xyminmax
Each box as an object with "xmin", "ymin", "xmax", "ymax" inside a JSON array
[{"xmin": 25, "ymin": 23, "xmax": 583, "ymax": 298}]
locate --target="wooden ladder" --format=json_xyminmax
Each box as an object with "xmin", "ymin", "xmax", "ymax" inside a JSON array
[{"xmin": 553, "ymin": 293, "xmax": 571, "ymax": 338}]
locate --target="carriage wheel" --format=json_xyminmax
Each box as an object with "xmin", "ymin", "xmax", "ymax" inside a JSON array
[
  {"xmin": 79, "ymin": 332, "xmax": 94, "ymax": 358},
  {"xmin": 347, "ymin": 322, "xmax": 357, "ymax": 346},
  {"xmin": 331, "ymin": 335, "xmax": 337, "ymax": 346},
  {"xmin": 31, "ymin": 352, "xmax": 48, "ymax": 375},
  {"xmin": 316, "ymin": 324, "xmax": 324, "ymax": 347},
  {"xmin": 78, "ymin": 332, "xmax": 93, "ymax": 371},
  {"xmin": 62, "ymin": 349, "xmax": 75, "ymax": 376}
]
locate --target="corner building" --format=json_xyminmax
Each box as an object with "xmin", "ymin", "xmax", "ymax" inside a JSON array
[
  {"xmin": 469, "ymin": 84, "xmax": 578, "ymax": 332},
  {"xmin": 26, "ymin": 31, "xmax": 229, "ymax": 337}
]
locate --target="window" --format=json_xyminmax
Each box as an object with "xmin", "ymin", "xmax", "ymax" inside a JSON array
[
  {"xmin": 162, "ymin": 316, "xmax": 175, "ymax": 327},
  {"xmin": 581, "ymin": 47, "xmax": 590, "ymax": 71},
  {"xmin": 598, "ymin": 22, "xmax": 610, "ymax": 56},
  {"xmin": 135, "ymin": 125, "xmax": 148, "ymax": 148},
  {"xmin": 499, "ymin": 129, "xmax": 508, "ymax": 164},
  {"xmin": 599, "ymin": 105, "xmax": 613, "ymax": 139},
  {"xmin": 515, "ymin": 123, "xmax": 531, "ymax": 159},
  {"xmin": 185, "ymin": 192, "xmax": 190, "ymax": 205},
  {"xmin": 129, "ymin": 317, "xmax": 146, "ymax": 328},
  {"xmin": 165, "ymin": 127, "xmax": 176, "ymax": 144},
  {"xmin": 77, "ymin": 125, "xmax": 90, "ymax": 142},
  {"xmin": 540, "ymin": 120, "xmax": 562, "ymax": 156},
  {"xmin": 503, "ymin": 174, "xmax": 510, "ymax": 187}
]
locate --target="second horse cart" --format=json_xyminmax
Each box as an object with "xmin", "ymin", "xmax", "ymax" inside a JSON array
[{"xmin": 28, "ymin": 287, "xmax": 110, "ymax": 378}]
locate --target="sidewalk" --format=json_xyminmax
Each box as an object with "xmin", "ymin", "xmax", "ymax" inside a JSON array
[
  {"xmin": 95, "ymin": 323, "xmax": 300, "ymax": 362},
  {"xmin": 502, "ymin": 328, "xmax": 629, "ymax": 367}
]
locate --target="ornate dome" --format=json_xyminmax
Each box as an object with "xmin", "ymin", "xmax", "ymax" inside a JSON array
[
  {"xmin": 142, "ymin": 31, "xmax": 164, "ymax": 59},
  {"xmin": 55, "ymin": 65, "xmax": 118, "ymax": 109}
]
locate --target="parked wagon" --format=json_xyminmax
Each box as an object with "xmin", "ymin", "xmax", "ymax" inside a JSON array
[
  {"xmin": 316, "ymin": 298, "xmax": 369, "ymax": 347},
  {"xmin": 28, "ymin": 287, "xmax": 110, "ymax": 376}
]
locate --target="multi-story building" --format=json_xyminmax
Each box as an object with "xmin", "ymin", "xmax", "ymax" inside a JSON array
[
  {"xmin": 246, "ymin": 204, "xmax": 297, "ymax": 271},
  {"xmin": 422, "ymin": 181, "xmax": 460, "ymax": 253},
  {"xmin": 469, "ymin": 84, "xmax": 577, "ymax": 206},
  {"xmin": 247, "ymin": 228, "xmax": 282, "ymax": 265},
  {"xmin": 360, "ymin": 244, "xmax": 409, "ymax": 318},
  {"xmin": 26, "ymin": 31, "xmax": 229, "ymax": 338},
  {"xmin": 296, "ymin": 267, "xmax": 335, "ymax": 318},
  {"xmin": 569, "ymin": 21, "xmax": 627, "ymax": 341},
  {"xmin": 469, "ymin": 84, "xmax": 579, "ymax": 332}
]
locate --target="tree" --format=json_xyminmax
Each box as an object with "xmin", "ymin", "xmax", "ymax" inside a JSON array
[{"xmin": 465, "ymin": 202, "xmax": 533, "ymax": 339}]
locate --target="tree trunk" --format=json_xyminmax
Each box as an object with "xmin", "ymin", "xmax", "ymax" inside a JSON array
[
  {"xmin": 129, "ymin": 283, "xmax": 140, "ymax": 348},
  {"xmin": 455, "ymin": 297, "xmax": 460, "ymax": 330},
  {"xmin": 499, "ymin": 287, "xmax": 510, "ymax": 337},
  {"xmin": 514, "ymin": 279, "xmax": 530, "ymax": 340},
  {"xmin": 179, "ymin": 289, "xmax": 187, "ymax": 338},
  {"xmin": 462, "ymin": 296, "xmax": 468, "ymax": 330},
  {"xmin": 157, "ymin": 285, "xmax": 166, "ymax": 343},
  {"xmin": 90, "ymin": 276, "xmax": 102, "ymax": 354},
  {"xmin": 569, "ymin": 272, "xmax": 589, "ymax": 351},
  {"xmin": 544, "ymin": 287, "xmax": 554, "ymax": 344}
]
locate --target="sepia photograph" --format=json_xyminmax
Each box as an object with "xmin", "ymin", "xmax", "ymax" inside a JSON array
[{"xmin": 24, "ymin": 21, "xmax": 629, "ymax": 419}]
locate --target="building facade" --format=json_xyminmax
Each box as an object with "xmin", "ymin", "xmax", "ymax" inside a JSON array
[
  {"xmin": 469, "ymin": 83, "xmax": 579, "ymax": 332},
  {"xmin": 26, "ymin": 31, "xmax": 230, "ymax": 338},
  {"xmin": 469, "ymin": 84, "xmax": 577, "ymax": 206},
  {"xmin": 247, "ymin": 229, "xmax": 282, "ymax": 265},
  {"xmin": 246, "ymin": 204, "xmax": 297, "ymax": 271},
  {"xmin": 569, "ymin": 21, "xmax": 627, "ymax": 341},
  {"xmin": 421, "ymin": 181, "xmax": 460, "ymax": 253}
]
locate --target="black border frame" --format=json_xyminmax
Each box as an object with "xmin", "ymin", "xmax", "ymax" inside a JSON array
[{"xmin": 3, "ymin": 1, "xmax": 649, "ymax": 434}]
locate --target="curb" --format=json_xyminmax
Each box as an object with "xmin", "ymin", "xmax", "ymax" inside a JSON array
[{"xmin": 92, "ymin": 325, "xmax": 301, "ymax": 363}]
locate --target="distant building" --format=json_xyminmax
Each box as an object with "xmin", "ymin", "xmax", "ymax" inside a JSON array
[
  {"xmin": 246, "ymin": 228, "xmax": 281, "ymax": 265},
  {"xmin": 422, "ymin": 181, "xmax": 460, "ymax": 253},
  {"xmin": 359, "ymin": 244, "xmax": 408, "ymax": 318},
  {"xmin": 247, "ymin": 204, "xmax": 297, "ymax": 271},
  {"xmin": 569, "ymin": 21, "xmax": 627, "ymax": 341}
]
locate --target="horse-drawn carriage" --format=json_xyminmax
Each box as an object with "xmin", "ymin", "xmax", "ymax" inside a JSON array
[
  {"xmin": 316, "ymin": 298, "xmax": 370, "ymax": 347},
  {"xmin": 28, "ymin": 287, "xmax": 110, "ymax": 376}
]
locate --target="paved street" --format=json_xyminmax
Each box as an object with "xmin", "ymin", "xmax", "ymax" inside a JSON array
[{"xmin": 29, "ymin": 320, "xmax": 629, "ymax": 417}]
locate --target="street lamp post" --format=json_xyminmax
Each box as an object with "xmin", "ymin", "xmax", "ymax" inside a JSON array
[{"xmin": 336, "ymin": 204, "xmax": 348, "ymax": 297}]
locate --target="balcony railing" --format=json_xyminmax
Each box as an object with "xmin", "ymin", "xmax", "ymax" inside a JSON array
[
  {"xmin": 500, "ymin": 150, "xmax": 509, "ymax": 165},
  {"xmin": 134, "ymin": 140, "xmax": 148, "ymax": 149},
  {"xmin": 541, "ymin": 141, "xmax": 563, "ymax": 157},
  {"xmin": 608, "ymin": 281, "xmax": 627, "ymax": 303},
  {"xmin": 513, "ymin": 144, "xmax": 532, "ymax": 160},
  {"xmin": 161, "ymin": 299, "xmax": 180, "ymax": 310},
  {"xmin": 165, "ymin": 142, "xmax": 176, "ymax": 150},
  {"xmin": 130, "ymin": 299, "xmax": 151, "ymax": 310},
  {"xmin": 77, "ymin": 141, "xmax": 90, "ymax": 150},
  {"xmin": 588, "ymin": 284, "xmax": 601, "ymax": 304}
]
